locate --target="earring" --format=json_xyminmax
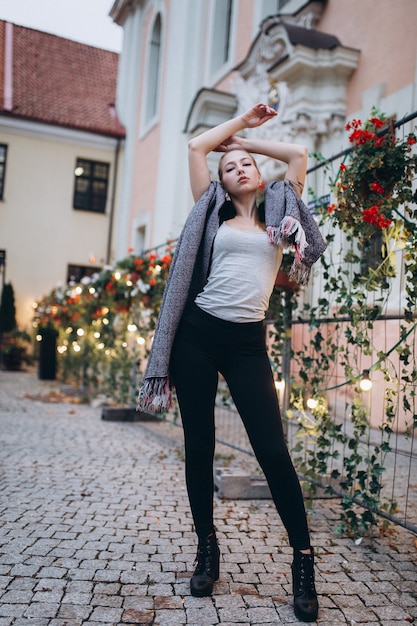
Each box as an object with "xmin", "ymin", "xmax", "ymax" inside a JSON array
[
  {"xmin": 258, "ymin": 180, "xmax": 265, "ymax": 191},
  {"xmin": 225, "ymin": 192, "xmax": 231, "ymax": 201}
]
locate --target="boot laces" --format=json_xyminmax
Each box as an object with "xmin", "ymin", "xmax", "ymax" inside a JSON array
[
  {"xmin": 194, "ymin": 536, "xmax": 215, "ymax": 575},
  {"xmin": 295, "ymin": 554, "xmax": 316, "ymax": 595}
]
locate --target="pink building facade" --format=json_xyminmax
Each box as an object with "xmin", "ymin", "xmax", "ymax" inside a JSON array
[{"xmin": 110, "ymin": 0, "xmax": 417, "ymax": 431}]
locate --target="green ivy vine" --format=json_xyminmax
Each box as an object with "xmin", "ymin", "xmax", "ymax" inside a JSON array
[{"xmin": 270, "ymin": 111, "xmax": 417, "ymax": 537}]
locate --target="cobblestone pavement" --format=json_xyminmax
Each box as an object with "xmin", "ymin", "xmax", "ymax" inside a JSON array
[{"xmin": 0, "ymin": 369, "xmax": 416, "ymax": 626}]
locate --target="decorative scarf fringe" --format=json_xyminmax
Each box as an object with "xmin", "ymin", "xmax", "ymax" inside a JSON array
[
  {"xmin": 267, "ymin": 216, "xmax": 308, "ymax": 261},
  {"xmin": 137, "ymin": 376, "xmax": 172, "ymax": 413}
]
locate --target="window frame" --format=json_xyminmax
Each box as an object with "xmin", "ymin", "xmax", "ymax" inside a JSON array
[
  {"xmin": 67, "ymin": 264, "xmax": 101, "ymax": 284},
  {"xmin": 140, "ymin": 10, "xmax": 164, "ymax": 136},
  {"xmin": 206, "ymin": 0, "xmax": 237, "ymax": 84},
  {"xmin": 73, "ymin": 157, "xmax": 110, "ymax": 214},
  {"xmin": 0, "ymin": 144, "xmax": 8, "ymax": 201}
]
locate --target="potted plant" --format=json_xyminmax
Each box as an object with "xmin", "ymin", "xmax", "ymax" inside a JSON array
[
  {"xmin": 0, "ymin": 283, "xmax": 31, "ymax": 371},
  {"xmin": 275, "ymin": 250, "xmax": 300, "ymax": 292},
  {"xmin": 326, "ymin": 109, "xmax": 417, "ymax": 277}
]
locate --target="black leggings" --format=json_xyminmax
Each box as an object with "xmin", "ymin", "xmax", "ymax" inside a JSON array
[{"xmin": 170, "ymin": 303, "xmax": 311, "ymax": 550}]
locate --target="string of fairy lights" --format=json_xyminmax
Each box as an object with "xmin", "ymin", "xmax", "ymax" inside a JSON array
[{"xmin": 271, "ymin": 320, "xmax": 417, "ymax": 407}]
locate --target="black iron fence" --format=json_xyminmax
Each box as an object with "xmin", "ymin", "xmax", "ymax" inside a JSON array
[{"xmin": 156, "ymin": 110, "xmax": 417, "ymax": 535}]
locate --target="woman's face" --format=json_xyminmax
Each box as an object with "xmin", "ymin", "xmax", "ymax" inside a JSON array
[{"xmin": 219, "ymin": 150, "xmax": 260, "ymax": 197}]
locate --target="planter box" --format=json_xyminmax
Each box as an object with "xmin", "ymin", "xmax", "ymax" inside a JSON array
[
  {"xmin": 274, "ymin": 269, "xmax": 299, "ymax": 291},
  {"xmin": 214, "ymin": 467, "xmax": 334, "ymax": 500},
  {"xmin": 214, "ymin": 468, "xmax": 272, "ymax": 499},
  {"xmin": 101, "ymin": 407, "xmax": 160, "ymax": 422}
]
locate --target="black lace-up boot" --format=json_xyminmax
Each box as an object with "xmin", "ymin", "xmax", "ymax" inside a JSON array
[
  {"xmin": 292, "ymin": 547, "xmax": 319, "ymax": 622},
  {"xmin": 190, "ymin": 533, "xmax": 220, "ymax": 597}
]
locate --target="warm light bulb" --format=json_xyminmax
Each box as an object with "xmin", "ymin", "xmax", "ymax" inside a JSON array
[
  {"xmin": 275, "ymin": 377, "xmax": 285, "ymax": 392},
  {"xmin": 307, "ymin": 397, "xmax": 318, "ymax": 410},
  {"xmin": 359, "ymin": 370, "xmax": 373, "ymax": 391}
]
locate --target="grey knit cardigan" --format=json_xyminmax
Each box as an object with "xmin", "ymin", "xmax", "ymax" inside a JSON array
[{"xmin": 137, "ymin": 180, "xmax": 326, "ymax": 412}]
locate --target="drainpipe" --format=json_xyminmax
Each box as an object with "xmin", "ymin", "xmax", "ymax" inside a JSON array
[
  {"xmin": 4, "ymin": 22, "xmax": 13, "ymax": 111},
  {"xmin": 106, "ymin": 137, "xmax": 121, "ymax": 265}
]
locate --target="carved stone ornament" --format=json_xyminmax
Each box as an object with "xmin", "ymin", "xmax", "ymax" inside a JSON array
[{"xmin": 232, "ymin": 9, "xmax": 360, "ymax": 164}]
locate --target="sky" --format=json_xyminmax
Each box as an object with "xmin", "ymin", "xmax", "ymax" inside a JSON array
[{"xmin": 0, "ymin": 0, "xmax": 123, "ymax": 52}]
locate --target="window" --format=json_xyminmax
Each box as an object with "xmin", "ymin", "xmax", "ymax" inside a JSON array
[
  {"xmin": 210, "ymin": 0, "xmax": 233, "ymax": 75},
  {"xmin": 145, "ymin": 13, "xmax": 162, "ymax": 124},
  {"xmin": 73, "ymin": 158, "xmax": 109, "ymax": 213},
  {"xmin": 0, "ymin": 144, "xmax": 7, "ymax": 200},
  {"xmin": 67, "ymin": 264, "xmax": 101, "ymax": 283},
  {"xmin": 135, "ymin": 225, "xmax": 146, "ymax": 254},
  {"xmin": 260, "ymin": 0, "xmax": 291, "ymax": 20}
]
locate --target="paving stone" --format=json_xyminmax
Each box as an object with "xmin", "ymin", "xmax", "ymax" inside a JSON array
[{"xmin": 1, "ymin": 369, "xmax": 416, "ymax": 625}]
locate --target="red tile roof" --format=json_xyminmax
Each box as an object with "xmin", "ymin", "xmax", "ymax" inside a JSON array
[{"xmin": 0, "ymin": 20, "xmax": 125, "ymax": 138}]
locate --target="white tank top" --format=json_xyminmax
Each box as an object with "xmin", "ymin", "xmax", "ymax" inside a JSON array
[{"xmin": 194, "ymin": 221, "xmax": 282, "ymax": 322}]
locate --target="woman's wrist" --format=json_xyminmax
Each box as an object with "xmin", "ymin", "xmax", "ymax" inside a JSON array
[{"xmin": 234, "ymin": 115, "xmax": 248, "ymax": 133}]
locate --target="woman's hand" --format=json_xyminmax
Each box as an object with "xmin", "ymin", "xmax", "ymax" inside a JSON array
[
  {"xmin": 213, "ymin": 135, "xmax": 246, "ymax": 153},
  {"xmin": 188, "ymin": 102, "xmax": 277, "ymax": 202},
  {"xmin": 241, "ymin": 103, "xmax": 277, "ymax": 128}
]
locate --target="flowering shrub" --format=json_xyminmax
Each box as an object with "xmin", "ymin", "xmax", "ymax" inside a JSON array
[
  {"xmin": 327, "ymin": 110, "xmax": 417, "ymax": 239},
  {"xmin": 33, "ymin": 244, "xmax": 174, "ymax": 403}
]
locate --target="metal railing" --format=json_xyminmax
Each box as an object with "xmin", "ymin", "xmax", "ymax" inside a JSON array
[{"xmin": 157, "ymin": 110, "xmax": 417, "ymax": 534}]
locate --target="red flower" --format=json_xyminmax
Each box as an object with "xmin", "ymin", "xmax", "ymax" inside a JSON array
[
  {"xmin": 369, "ymin": 117, "xmax": 385, "ymax": 129},
  {"xmin": 370, "ymin": 181, "xmax": 385, "ymax": 194},
  {"xmin": 362, "ymin": 206, "xmax": 392, "ymax": 229},
  {"xmin": 374, "ymin": 136, "xmax": 386, "ymax": 147},
  {"xmin": 349, "ymin": 129, "xmax": 377, "ymax": 146},
  {"xmin": 407, "ymin": 135, "xmax": 416, "ymax": 145},
  {"xmin": 149, "ymin": 278, "xmax": 156, "ymax": 286},
  {"xmin": 362, "ymin": 206, "xmax": 379, "ymax": 223},
  {"xmin": 327, "ymin": 203, "xmax": 336, "ymax": 214},
  {"xmin": 345, "ymin": 118, "xmax": 362, "ymax": 131},
  {"xmin": 339, "ymin": 163, "xmax": 347, "ymax": 171}
]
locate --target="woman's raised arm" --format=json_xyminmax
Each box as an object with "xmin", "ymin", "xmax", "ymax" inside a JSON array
[
  {"xmin": 237, "ymin": 136, "xmax": 308, "ymax": 196},
  {"xmin": 187, "ymin": 103, "xmax": 277, "ymax": 202}
]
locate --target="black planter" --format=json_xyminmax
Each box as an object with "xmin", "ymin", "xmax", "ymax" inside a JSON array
[
  {"xmin": 38, "ymin": 325, "xmax": 58, "ymax": 380},
  {"xmin": 2, "ymin": 345, "xmax": 25, "ymax": 371}
]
